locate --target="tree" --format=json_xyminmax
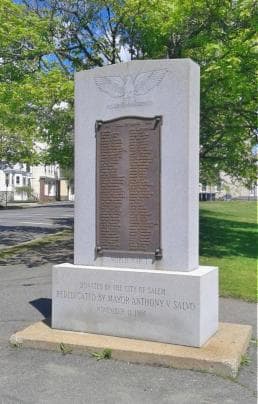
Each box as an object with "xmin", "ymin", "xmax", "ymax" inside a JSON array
[
  {"xmin": 21, "ymin": 0, "xmax": 128, "ymax": 68},
  {"xmin": 1, "ymin": 0, "xmax": 257, "ymax": 182},
  {"xmin": 0, "ymin": 0, "xmax": 73, "ymax": 167},
  {"xmin": 119, "ymin": 0, "xmax": 257, "ymax": 184},
  {"xmin": 0, "ymin": 0, "xmax": 45, "ymax": 163}
]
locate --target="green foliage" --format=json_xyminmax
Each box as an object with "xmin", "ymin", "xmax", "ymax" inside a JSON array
[
  {"xmin": 25, "ymin": 69, "xmax": 74, "ymax": 167},
  {"xmin": 91, "ymin": 348, "xmax": 112, "ymax": 360},
  {"xmin": 0, "ymin": 229, "xmax": 72, "ymax": 259},
  {"xmin": 10, "ymin": 339, "xmax": 22, "ymax": 348},
  {"xmin": 120, "ymin": 0, "xmax": 257, "ymax": 183},
  {"xmin": 59, "ymin": 342, "xmax": 73, "ymax": 355},
  {"xmin": 0, "ymin": 0, "xmax": 73, "ymax": 167},
  {"xmin": 0, "ymin": 0, "xmax": 52, "ymax": 79},
  {"xmin": 250, "ymin": 338, "xmax": 258, "ymax": 346},
  {"xmin": 240, "ymin": 354, "xmax": 251, "ymax": 366},
  {"xmin": 0, "ymin": 0, "xmax": 256, "ymax": 180},
  {"xmin": 0, "ymin": 128, "xmax": 36, "ymax": 164}
]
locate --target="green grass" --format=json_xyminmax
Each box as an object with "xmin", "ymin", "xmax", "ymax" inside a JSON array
[
  {"xmin": 0, "ymin": 230, "xmax": 72, "ymax": 260},
  {"xmin": 0, "ymin": 201, "xmax": 256, "ymax": 302},
  {"xmin": 200, "ymin": 201, "xmax": 257, "ymax": 302}
]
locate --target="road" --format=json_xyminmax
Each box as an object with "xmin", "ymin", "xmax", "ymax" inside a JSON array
[{"xmin": 0, "ymin": 203, "xmax": 74, "ymax": 249}]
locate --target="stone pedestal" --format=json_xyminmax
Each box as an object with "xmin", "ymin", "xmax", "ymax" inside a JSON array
[{"xmin": 52, "ymin": 264, "xmax": 218, "ymax": 347}]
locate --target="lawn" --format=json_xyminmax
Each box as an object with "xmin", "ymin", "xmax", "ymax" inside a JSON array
[
  {"xmin": 0, "ymin": 201, "xmax": 256, "ymax": 302},
  {"xmin": 199, "ymin": 201, "xmax": 257, "ymax": 302}
]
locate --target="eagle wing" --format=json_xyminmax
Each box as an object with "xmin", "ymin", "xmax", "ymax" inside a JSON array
[
  {"xmin": 134, "ymin": 69, "xmax": 167, "ymax": 96},
  {"xmin": 95, "ymin": 76, "xmax": 125, "ymax": 98}
]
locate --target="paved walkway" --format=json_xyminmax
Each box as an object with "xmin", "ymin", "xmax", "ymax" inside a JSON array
[{"xmin": 0, "ymin": 261, "xmax": 256, "ymax": 404}]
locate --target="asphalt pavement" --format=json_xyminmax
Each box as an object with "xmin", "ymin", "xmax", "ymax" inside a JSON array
[
  {"xmin": 0, "ymin": 262, "xmax": 257, "ymax": 404},
  {"xmin": 0, "ymin": 202, "xmax": 74, "ymax": 249}
]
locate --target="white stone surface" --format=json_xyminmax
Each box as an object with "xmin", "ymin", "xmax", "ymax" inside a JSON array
[
  {"xmin": 74, "ymin": 59, "xmax": 200, "ymax": 271},
  {"xmin": 53, "ymin": 60, "xmax": 219, "ymax": 348},
  {"xmin": 52, "ymin": 264, "xmax": 218, "ymax": 347}
]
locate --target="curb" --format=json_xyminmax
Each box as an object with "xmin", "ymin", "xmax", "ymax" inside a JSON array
[{"xmin": 0, "ymin": 230, "xmax": 73, "ymax": 257}]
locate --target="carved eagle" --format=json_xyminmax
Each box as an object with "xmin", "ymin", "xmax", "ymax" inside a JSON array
[{"xmin": 95, "ymin": 69, "xmax": 167, "ymax": 101}]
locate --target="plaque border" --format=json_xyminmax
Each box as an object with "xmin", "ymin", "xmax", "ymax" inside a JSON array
[{"xmin": 95, "ymin": 115, "xmax": 162, "ymax": 260}]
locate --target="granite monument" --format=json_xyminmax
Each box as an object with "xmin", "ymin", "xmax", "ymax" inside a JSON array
[{"xmin": 52, "ymin": 59, "xmax": 218, "ymax": 347}]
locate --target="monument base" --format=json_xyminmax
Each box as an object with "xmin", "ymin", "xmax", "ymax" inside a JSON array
[
  {"xmin": 9, "ymin": 322, "xmax": 252, "ymax": 378},
  {"xmin": 52, "ymin": 264, "xmax": 218, "ymax": 347}
]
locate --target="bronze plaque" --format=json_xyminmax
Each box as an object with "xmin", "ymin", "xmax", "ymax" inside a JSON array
[{"xmin": 96, "ymin": 116, "xmax": 161, "ymax": 258}]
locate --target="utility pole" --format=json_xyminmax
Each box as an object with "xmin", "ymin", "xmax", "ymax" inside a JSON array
[{"xmin": 5, "ymin": 172, "xmax": 9, "ymax": 208}]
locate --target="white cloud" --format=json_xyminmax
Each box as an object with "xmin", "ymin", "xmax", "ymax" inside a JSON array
[{"xmin": 119, "ymin": 44, "xmax": 131, "ymax": 62}]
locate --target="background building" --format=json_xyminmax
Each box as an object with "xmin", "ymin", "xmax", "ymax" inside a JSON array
[
  {"xmin": 199, "ymin": 173, "xmax": 257, "ymax": 201},
  {"xmin": 0, "ymin": 162, "xmax": 74, "ymax": 205}
]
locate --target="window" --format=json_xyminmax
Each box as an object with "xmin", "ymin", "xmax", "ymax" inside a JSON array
[{"xmin": 16, "ymin": 176, "xmax": 20, "ymax": 185}]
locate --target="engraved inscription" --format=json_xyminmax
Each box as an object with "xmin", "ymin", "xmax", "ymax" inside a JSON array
[
  {"xmin": 129, "ymin": 127, "xmax": 155, "ymax": 251},
  {"xmin": 98, "ymin": 129, "xmax": 124, "ymax": 248},
  {"xmin": 96, "ymin": 116, "xmax": 161, "ymax": 257},
  {"xmin": 55, "ymin": 280, "xmax": 197, "ymax": 321}
]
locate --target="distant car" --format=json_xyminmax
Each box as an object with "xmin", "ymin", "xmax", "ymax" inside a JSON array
[{"xmin": 223, "ymin": 194, "xmax": 232, "ymax": 201}]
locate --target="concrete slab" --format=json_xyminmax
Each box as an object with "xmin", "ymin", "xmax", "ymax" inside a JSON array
[{"xmin": 10, "ymin": 321, "xmax": 252, "ymax": 379}]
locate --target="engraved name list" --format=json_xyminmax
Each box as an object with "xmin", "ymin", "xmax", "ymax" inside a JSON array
[{"xmin": 96, "ymin": 116, "xmax": 161, "ymax": 258}]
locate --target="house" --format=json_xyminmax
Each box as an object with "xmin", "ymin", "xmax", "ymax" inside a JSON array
[
  {"xmin": 199, "ymin": 173, "xmax": 257, "ymax": 201},
  {"xmin": 30, "ymin": 164, "xmax": 60, "ymax": 201},
  {"xmin": 0, "ymin": 162, "xmax": 74, "ymax": 204},
  {"xmin": 0, "ymin": 163, "xmax": 31, "ymax": 204}
]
